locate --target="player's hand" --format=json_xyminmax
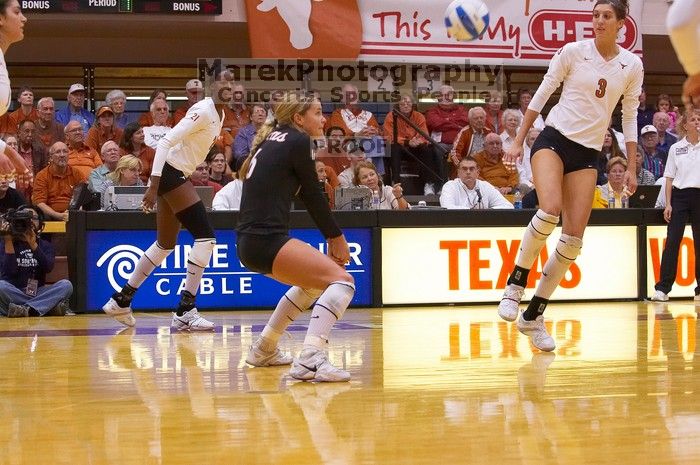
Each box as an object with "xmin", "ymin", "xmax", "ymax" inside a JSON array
[
  {"xmin": 1, "ymin": 146, "xmax": 31, "ymax": 189},
  {"xmin": 327, "ymin": 235, "xmax": 350, "ymax": 267},
  {"xmin": 141, "ymin": 185, "xmax": 158, "ymax": 212},
  {"xmin": 623, "ymin": 169, "xmax": 637, "ymax": 195},
  {"xmin": 503, "ymin": 144, "xmax": 523, "ymax": 172},
  {"xmin": 682, "ymin": 74, "xmax": 700, "ymax": 108},
  {"xmin": 664, "ymin": 205, "xmax": 673, "ymax": 223}
]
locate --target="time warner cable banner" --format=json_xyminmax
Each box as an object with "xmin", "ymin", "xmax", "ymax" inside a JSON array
[{"xmin": 85, "ymin": 228, "xmax": 372, "ymax": 312}]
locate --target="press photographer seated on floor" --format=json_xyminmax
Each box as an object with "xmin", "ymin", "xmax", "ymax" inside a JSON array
[{"xmin": 0, "ymin": 205, "xmax": 73, "ymax": 318}]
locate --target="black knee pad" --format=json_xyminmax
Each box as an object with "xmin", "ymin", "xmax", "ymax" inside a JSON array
[{"xmin": 176, "ymin": 202, "xmax": 215, "ymax": 239}]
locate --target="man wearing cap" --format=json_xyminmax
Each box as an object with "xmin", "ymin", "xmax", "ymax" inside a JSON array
[
  {"xmin": 86, "ymin": 106, "xmax": 123, "ymax": 152},
  {"xmin": 173, "ymin": 79, "xmax": 204, "ymax": 126},
  {"xmin": 55, "ymin": 83, "xmax": 95, "ymax": 134},
  {"xmin": 105, "ymin": 89, "xmax": 133, "ymax": 130},
  {"xmin": 639, "ymin": 124, "xmax": 666, "ymax": 180}
]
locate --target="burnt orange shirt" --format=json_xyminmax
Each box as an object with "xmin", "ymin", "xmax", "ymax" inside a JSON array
[
  {"xmin": 68, "ymin": 144, "xmax": 102, "ymax": 179},
  {"xmin": 383, "ymin": 110, "xmax": 428, "ymax": 145},
  {"xmin": 85, "ymin": 126, "xmax": 124, "ymax": 152},
  {"xmin": 324, "ymin": 107, "xmax": 379, "ymax": 135},
  {"xmin": 34, "ymin": 120, "xmax": 65, "ymax": 150},
  {"xmin": 0, "ymin": 112, "xmax": 17, "ymax": 136},
  {"xmin": 32, "ymin": 164, "xmax": 87, "ymax": 213},
  {"xmin": 10, "ymin": 107, "xmax": 39, "ymax": 125},
  {"xmin": 472, "ymin": 149, "xmax": 519, "ymax": 190},
  {"xmin": 218, "ymin": 104, "xmax": 250, "ymax": 140}
]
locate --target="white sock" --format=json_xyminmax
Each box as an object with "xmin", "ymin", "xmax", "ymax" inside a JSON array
[
  {"xmin": 515, "ymin": 210, "xmax": 559, "ymax": 269},
  {"xmin": 260, "ymin": 287, "xmax": 322, "ymax": 347},
  {"xmin": 535, "ymin": 234, "xmax": 582, "ymax": 299},
  {"xmin": 127, "ymin": 241, "xmax": 173, "ymax": 289},
  {"xmin": 303, "ymin": 281, "xmax": 355, "ymax": 351}
]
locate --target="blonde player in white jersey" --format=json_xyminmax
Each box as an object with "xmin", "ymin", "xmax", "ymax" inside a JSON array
[
  {"xmin": 497, "ymin": 0, "xmax": 643, "ymax": 351},
  {"xmin": 0, "ymin": 1, "xmax": 30, "ymax": 188},
  {"xmin": 102, "ymin": 83, "xmax": 226, "ymax": 331},
  {"xmin": 667, "ymin": 0, "xmax": 700, "ymax": 107}
]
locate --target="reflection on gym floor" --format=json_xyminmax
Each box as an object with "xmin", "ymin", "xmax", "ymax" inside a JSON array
[{"xmin": 1, "ymin": 302, "xmax": 699, "ymax": 464}]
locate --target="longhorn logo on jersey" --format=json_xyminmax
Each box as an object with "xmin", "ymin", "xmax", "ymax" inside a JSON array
[{"xmin": 244, "ymin": 0, "xmax": 362, "ymax": 58}]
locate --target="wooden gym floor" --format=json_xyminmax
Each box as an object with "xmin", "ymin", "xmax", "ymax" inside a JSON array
[{"xmin": 1, "ymin": 301, "xmax": 699, "ymax": 464}]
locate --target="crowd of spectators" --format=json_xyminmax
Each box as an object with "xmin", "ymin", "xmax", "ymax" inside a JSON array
[{"xmin": 0, "ymin": 79, "xmax": 693, "ymax": 218}]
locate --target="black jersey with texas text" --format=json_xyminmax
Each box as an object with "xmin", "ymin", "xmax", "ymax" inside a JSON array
[{"xmin": 236, "ymin": 125, "xmax": 342, "ymax": 238}]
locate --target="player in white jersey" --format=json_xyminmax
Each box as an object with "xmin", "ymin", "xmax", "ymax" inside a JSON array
[
  {"xmin": 102, "ymin": 83, "xmax": 226, "ymax": 331},
  {"xmin": 497, "ymin": 0, "xmax": 643, "ymax": 351},
  {"xmin": 667, "ymin": 0, "xmax": 700, "ymax": 107},
  {"xmin": 0, "ymin": 1, "xmax": 30, "ymax": 188}
]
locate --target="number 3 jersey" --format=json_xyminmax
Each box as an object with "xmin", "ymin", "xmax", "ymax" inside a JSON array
[
  {"xmin": 236, "ymin": 125, "xmax": 342, "ymax": 239},
  {"xmin": 528, "ymin": 39, "xmax": 644, "ymax": 151}
]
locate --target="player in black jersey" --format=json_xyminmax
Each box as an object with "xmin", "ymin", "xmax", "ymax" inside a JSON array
[{"xmin": 237, "ymin": 91, "xmax": 355, "ymax": 382}]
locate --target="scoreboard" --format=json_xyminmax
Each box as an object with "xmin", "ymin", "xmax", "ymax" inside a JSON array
[{"xmin": 20, "ymin": 1, "xmax": 223, "ymax": 14}]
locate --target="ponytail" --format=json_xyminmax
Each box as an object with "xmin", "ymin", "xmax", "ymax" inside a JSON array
[{"xmin": 238, "ymin": 120, "xmax": 276, "ymax": 180}]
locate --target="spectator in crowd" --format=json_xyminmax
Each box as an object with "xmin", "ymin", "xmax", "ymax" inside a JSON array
[
  {"xmin": 138, "ymin": 89, "xmax": 171, "ymax": 127},
  {"xmin": 635, "ymin": 147, "xmax": 656, "ymax": 186},
  {"xmin": 225, "ymin": 82, "xmax": 251, "ymax": 140},
  {"xmin": 597, "ymin": 127, "xmax": 625, "ymax": 184},
  {"xmin": 324, "ymin": 84, "xmax": 380, "ymax": 137},
  {"xmin": 519, "ymin": 128, "xmax": 540, "ymax": 191},
  {"xmin": 450, "ymin": 106, "xmax": 492, "ymax": 178},
  {"xmin": 353, "ymin": 160, "xmax": 409, "ymax": 210},
  {"xmin": 16, "ymin": 119, "xmax": 47, "ymax": 177},
  {"xmin": 440, "ymin": 156, "xmax": 513, "ymax": 209},
  {"xmin": 315, "ymin": 160, "xmax": 335, "ymax": 209},
  {"xmin": 0, "ymin": 205, "xmax": 72, "ymax": 318},
  {"xmin": 55, "ymin": 83, "xmax": 94, "ymax": 134},
  {"xmin": 105, "ymin": 89, "xmax": 133, "ymax": 130},
  {"xmin": 425, "ymin": 85, "xmax": 469, "ymax": 146},
  {"xmin": 119, "ymin": 122, "xmax": 154, "ymax": 183},
  {"xmin": 86, "ymin": 106, "xmax": 123, "ymax": 152},
  {"xmin": 190, "ymin": 161, "xmax": 222, "ymax": 194},
  {"xmin": 0, "ymin": 176, "xmax": 25, "ymax": 213},
  {"xmin": 597, "ymin": 157, "xmax": 630, "ymax": 208},
  {"xmin": 515, "ymin": 88, "xmax": 545, "ymax": 130},
  {"xmin": 33, "ymin": 97, "xmax": 64, "ymax": 151},
  {"xmin": 653, "ymin": 111, "xmax": 678, "ymax": 156},
  {"xmin": 142, "ymin": 99, "xmax": 171, "ymax": 149},
  {"xmin": 316, "ymin": 126, "xmax": 350, "ymax": 177},
  {"xmin": 639, "ymin": 124, "xmax": 666, "ymax": 179},
  {"xmin": 32, "ymin": 141, "xmax": 87, "ymax": 221},
  {"xmin": 655, "ymin": 93, "xmax": 678, "ymax": 133},
  {"xmin": 100, "ymin": 155, "xmax": 143, "ymax": 210},
  {"xmin": 499, "ymin": 108, "xmax": 522, "ymax": 151},
  {"xmin": 212, "ymin": 175, "xmax": 243, "ymax": 211},
  {"xmin": 232, "ymin": 103, "xmax": 266, "ymax": 171},
  {"xmin": 208, "ymin": 150, "xmax": 233, "ymax": 187},
  {"xmin": 384, "ymin": 94, "xmax": 442, "ymax": 195},
  {"xmin": 337, "ymin": 140, "xmax": 367, "ymax": 188},
  {"xmin": 9, "ymin": 86, "xmax": 37, "ymax": 124},
  {"xmin": 88, "ymin": 141, "xmax": 121, "ymax": 194},
  {"xmin": 472, "ymin": 133, "xmax": 521, "ymax": 195},
  {"xmin": 484, "ymin": 90, "xmax": 504, "ymax": 133},
  {"xmin": 64, "ymin": 120, "xmax": 102, "ymax": 179},
  {"xmin": 173, "ymin": 79, "xmax": 204, "ymax": 126},
  {"xmin": 637, "ymin": 86, "xmax": 656, "ymax": 133},
  {"xmin": 3, "ymin": 134, "xmax": 17, "ymax": 151}
]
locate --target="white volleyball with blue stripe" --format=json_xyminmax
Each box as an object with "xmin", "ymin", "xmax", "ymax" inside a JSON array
[{"xmin": 444, "ymin": 0, "xmax": 490, "ymax": 42}]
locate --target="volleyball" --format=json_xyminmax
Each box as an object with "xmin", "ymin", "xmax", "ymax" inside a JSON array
[{"xmin": 444, "ymin": 0, "xmax": 490, "ymax": 42}]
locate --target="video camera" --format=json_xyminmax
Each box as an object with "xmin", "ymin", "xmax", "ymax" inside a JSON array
[{"xmin": 0, "ymin": 208, "xmax": 35, "ymax": 238}]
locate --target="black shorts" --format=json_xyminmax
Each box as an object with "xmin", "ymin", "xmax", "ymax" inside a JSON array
[
  {"xmin": 236, "ymin": 233, "xmax": 292, "ymax": 275},
  {"xmin": 157, "ymin": 162, "xmax": 189, "ymax": 196},
  {"xmin": 530, "ymin": 126, "xmax": 600, "ymax": 174}
]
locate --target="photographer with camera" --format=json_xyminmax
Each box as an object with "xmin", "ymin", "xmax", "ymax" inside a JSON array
[{"xmin": 0, "ymin": 205, "xmax": 72, "ymax": 317}]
